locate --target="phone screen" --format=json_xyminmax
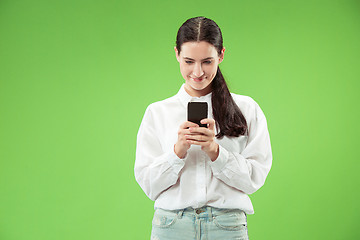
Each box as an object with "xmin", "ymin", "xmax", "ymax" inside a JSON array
[{"xmin": 187, "ymin": 102, "xmax": 208, "ymax": 128}]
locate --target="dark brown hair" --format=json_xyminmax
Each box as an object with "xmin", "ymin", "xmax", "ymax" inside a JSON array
[{"xmin": 176, "ymin": 16, "xmax": 248, "ymax": 138}]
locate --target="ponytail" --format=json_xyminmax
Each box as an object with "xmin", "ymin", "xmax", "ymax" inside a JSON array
[{"xmin": 211, "ymin": 67, "xmax": 248, "ymax": 138}]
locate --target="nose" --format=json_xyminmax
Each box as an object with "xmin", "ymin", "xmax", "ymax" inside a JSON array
[{"xmin": 193, "ymin": 63, "xmax": 204, "ymax": 78}]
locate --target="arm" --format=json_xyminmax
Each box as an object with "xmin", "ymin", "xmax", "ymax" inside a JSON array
[
  {"xmin": 134, "ymin": 105, "xmax": 185, "ymax": 200},
  {"xmin": 134, "ymin": 105, "xmax": 198, "ymax": 201},
  {"xmin": 209, "ymin": 100, "xmax": 272, "ymax": 194}
]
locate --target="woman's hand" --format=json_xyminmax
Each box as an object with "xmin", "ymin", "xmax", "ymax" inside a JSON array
[
  {"xmin": 174, "ymin": 121, "xmax": 199, "ymax": 159},
  {"xmin": 185, "ymin": 118, "xmax": 219, "ymax": 161}
]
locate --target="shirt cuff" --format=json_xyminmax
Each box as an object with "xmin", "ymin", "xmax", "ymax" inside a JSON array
[
  {"xmin": 209, "ymin": 144, "xmax": 229, "ymax": 175},
  {"xmin": 167, "ymin": 149, "xmax": 186, "ymax": 175}
]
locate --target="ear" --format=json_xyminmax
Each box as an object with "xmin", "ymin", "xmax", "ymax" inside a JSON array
[
  {"xmin": 174, "ymin": 46, "xmax": 180, "ymax": 62},
  {"xmin": 218, "ymin": 47, "xmax": 225, "ymax": 64}
]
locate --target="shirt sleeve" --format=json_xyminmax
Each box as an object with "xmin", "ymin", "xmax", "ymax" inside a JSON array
[
  {"xmin": 134, "ymin": 104, "xmax": 186, "ymax": 201},
  {"xmin": 209, "ymin": 99, "xmax": 272, "ymax": 194}
]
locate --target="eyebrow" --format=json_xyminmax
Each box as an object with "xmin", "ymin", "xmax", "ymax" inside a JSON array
[{"xmin": 183, "ymin": 57, "xmax": 214, "ymax": 61}]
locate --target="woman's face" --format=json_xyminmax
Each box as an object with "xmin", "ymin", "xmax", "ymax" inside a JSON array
[{"xmin": 175, "ymin": 41, "xmax": 225, "ymax": 97}]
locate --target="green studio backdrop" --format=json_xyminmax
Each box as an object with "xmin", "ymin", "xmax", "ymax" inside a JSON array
[{"xmin": 1, "ymin": 0, "xmax": 359, "ymax": 239}]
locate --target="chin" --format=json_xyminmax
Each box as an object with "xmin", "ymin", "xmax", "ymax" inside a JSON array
[{"xmin": 189, "ymin": 82, "xmax": 211, "ymax": 91}]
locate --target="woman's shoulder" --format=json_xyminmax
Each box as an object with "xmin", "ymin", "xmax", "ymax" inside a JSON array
[
  {"xmin": 144, "ymin": 94, "xmax": 181, "ymax": 113},
  {"xmin": 230, "ymin": 92, "xmax": 265, "ymax": 120},
  {"xmin": 230, "ymin": 92, "xmax": 257, "ymax": 108}
]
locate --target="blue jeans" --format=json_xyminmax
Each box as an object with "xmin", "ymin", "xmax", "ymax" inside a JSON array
[{"xmin": 151, "ymin": 206, "xmax": 249, "ymax": 240}]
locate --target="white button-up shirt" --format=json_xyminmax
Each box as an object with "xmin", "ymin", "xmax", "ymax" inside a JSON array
[{"xmin": 134, "ymin": 84, "xmax": 272, "ymax": 214}]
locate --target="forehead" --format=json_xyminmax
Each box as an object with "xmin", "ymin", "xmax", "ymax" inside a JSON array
[{"xmin": 180, "ymin": 41, "xmax": 218, "ymax": 58}]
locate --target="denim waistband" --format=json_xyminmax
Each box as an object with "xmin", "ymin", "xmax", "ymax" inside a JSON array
[{"xmin": 156, "ymin": 206, "xmax": 246, "ymax": 220}]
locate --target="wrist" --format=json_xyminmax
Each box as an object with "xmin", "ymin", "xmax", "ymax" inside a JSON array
[
  {"xmin": 174, "ymin": 144, "xmax": 187, "ymax": 159},
  {"xmin": 209, "ymin": 143, "xmax": 219, "ymax": 162}
]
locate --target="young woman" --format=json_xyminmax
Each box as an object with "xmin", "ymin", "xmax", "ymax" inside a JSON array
[{"xmin": 134, "ymin": 16, "xmax": 272, "ymax": 240}]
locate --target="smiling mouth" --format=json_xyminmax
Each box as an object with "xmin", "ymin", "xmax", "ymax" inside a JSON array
[{"xmin": 191, "ymin": 77, "xmax": 204, "ymax": 82}]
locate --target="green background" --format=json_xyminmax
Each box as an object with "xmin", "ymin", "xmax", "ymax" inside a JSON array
[{"xmin": 1, "ymin": 0, "xmax": 359, "ymax": 239}]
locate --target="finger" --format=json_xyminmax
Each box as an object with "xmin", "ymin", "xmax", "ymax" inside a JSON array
[
  {"xmin": 200, "ymin": 118, "xmax": 215, "ymax": 130},
  {"xmin": 186, "ymin": 139, "xmax": 210, "ymax": 147},
  {"xmin": 185, "ymin": 134, "xmax": 208, "ymax": 142},
  {"xmin": 180, "ymin": 121, "xmax": 199, "ymax": 130},
  {"xmin": 186, "ymin": 140, "xmax": 203, "ymax": 146},
  {"xmin": 189, "ymin": 127, "xmax": 214, "ymax": 137},
  {"xmin": 179, "ymin": 128, "xmax": 199, "ymax": 136}
]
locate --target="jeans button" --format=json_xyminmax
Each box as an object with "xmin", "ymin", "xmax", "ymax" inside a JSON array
[{"xmin": 196, "ymin": 209, "xmax": 204, "ymax": 214}]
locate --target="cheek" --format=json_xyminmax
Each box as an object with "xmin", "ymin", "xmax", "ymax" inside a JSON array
[
  {"xmin": 180, "ymin": 64, "xmax": 192, "ymax": 75},
  {"xmin": 205, "ymin": 65, "xmax": 218, "ymax": 76}
]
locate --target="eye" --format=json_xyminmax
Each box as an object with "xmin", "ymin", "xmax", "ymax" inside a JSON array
[
  {"xmin": 185, "ymin": 61, "xmax": 193, "ymax": 64},
  {"xmin": 203, "ymin": 60, "xmax": 212, "ymax": 64}
]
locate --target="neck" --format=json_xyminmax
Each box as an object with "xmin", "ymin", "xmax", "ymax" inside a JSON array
[{"xmin": 184, "ymin": 84, "xmax": 212, "ymax": 97}]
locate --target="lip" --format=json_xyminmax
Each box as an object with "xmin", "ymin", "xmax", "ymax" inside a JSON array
[{"xmin": 191, "ymin": 77, "xmax": 204, "ymax": 82}]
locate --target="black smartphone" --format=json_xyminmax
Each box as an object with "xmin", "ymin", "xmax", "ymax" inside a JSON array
[{"xmin": 187, "ymin": 102, "xmax": 208, "ymax": 128}]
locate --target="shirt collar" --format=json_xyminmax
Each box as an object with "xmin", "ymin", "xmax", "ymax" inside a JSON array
[{"xmin": 177, "ymin": 83, "xmax": 213, "ymax": 108}]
